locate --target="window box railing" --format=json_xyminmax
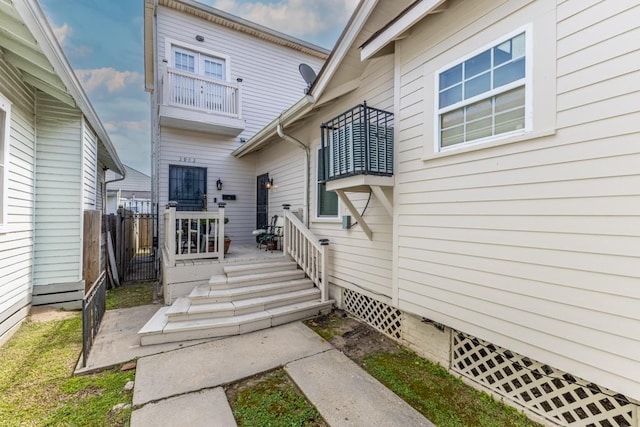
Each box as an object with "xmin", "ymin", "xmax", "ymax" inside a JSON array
[
  {"xmin": 162, "ymin": 67, "xmax": 242, "ymax": 118},
  {"xmin": 320, "ymin": 102, "xmax": 393, "ymax": 182}
]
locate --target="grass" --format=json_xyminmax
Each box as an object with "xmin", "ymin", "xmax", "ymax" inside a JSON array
[
  {"xmin": 106, "ymin": 282, "xmax": 155, "ymax": 310},
  {"xmin": 363, "ymin": 350, "xmax": 540, "ymax": 427},
  {"xmin": 0, "ymin": 315, "xmax": 135, "ymax": 426},
  {"xmin": 227, "ymin": 369, "xmax": 326, "ymax": 427}
]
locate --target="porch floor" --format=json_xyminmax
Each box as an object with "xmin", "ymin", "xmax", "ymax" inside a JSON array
[{"xmin": 174, "ymin": 242, "xmax": 286, "ymax": 267}]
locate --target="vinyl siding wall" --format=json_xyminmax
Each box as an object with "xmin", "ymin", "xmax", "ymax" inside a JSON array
[
  {"xmin": 255, "ymin": 54, "xmax": 397, "ymax": 300},
  {"xmin": 0, "ymin": 58, "xmax": 35, "ymax": 344},
  {"xmin": 155, "ymin": 6, "xmax": 324, "ymax": 243},
  {"xmin": 395, "ymin": 0, "xmax": 640, "ymax": 399},
  {"xmin": 33, "ymin": 92, "xmax": 83, "ymax": 295},
  {"xmin": 82, "ymin": 119, "xmax": 98, "ymax": 210}
]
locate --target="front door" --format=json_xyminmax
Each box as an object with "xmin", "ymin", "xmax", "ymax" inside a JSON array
[{"xmin": 256, "ymin": 173, "xmax": 269, "ymax": 228}]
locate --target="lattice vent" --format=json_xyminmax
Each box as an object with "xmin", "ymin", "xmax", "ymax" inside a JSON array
[
  {"xmin": 343, "ymin": 289, "xmax": 401, "ymax": 340},
  {"xmin": 452, "ymin": 332, "xmax": 637, "ymax": 427}
]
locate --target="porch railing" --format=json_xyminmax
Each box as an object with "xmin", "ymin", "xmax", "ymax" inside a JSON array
[
  {"xmin": 163, "ymin": 203, "xmax": 226, "ymax": 267},
  {"xmin": 162, "ymin": 67, "xmax": 242, "ymax": 118},
  {"xmin": 282, "ymin": 208, "xmax": 329, "ymax": 302}
]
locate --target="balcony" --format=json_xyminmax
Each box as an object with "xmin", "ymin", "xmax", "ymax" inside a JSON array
[
  {"xmin": 159, "ymin": 66, "xmax": 245, "ymax": 135},
  {"xmin": 320, "ymin": 102, "xmax": 394, "ymax": 192}
]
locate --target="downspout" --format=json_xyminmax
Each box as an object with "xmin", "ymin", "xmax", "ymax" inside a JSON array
[
  {"xmin": 104, "ymin": 170, "xmax": 125, "ymax": 214},
  {"xmin": 276, "ymin": 118, "xmax": 309, "ymax": 227}
]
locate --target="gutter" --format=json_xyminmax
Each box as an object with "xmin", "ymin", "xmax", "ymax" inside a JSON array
[
  {"xmin": 104, "ymin": 171, "xmax": 126, "ymax": 213},
  {"xmin": 276, "ymin": 120, "xmax": 310, "ymax": 227}
]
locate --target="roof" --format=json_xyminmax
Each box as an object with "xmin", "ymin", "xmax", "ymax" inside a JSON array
[
  {"xmin": 144, "ymin": 0, "xmax": 331, "ymax": 91},
  {"xmin": 2, "ymin": 0, "xmax": 126, "ymax": 175},
  {"xmin": 106, "ymin": 165, "xmax": 151, "ymax": 193}
]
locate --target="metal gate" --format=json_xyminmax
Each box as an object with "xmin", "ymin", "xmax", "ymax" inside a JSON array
[{"xmin": 118, "ymin": 200, "xmax": 157, "ymax": 283}]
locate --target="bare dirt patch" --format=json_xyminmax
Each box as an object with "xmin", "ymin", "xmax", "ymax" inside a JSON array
[{"xmin": 305, "ymin": 310, "xmax": 402, "ymax": 363}]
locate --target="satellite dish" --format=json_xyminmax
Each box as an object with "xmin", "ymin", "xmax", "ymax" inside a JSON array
[{"xmin": 299, "ymin": 63, "xmax": 317, "ymax": 93}]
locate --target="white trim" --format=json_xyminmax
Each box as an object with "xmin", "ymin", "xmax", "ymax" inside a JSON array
[
  {"xmin": 165, "ymin": 38, "xmax": 231, "ymax": 82},
  {"xmin": 0, "ymin": 92, "xmax": 11, "ymax": 231},
  {"xmin": 433, "ymin": 25, "xmax": 533, "ymax": 153},
  {"xmin": 361, "ymin": 0, "xmax": 446, "ymax": 61},
  {"xmin": 314, "ymin": 147, "xmax": 340, "ymax": 221}
]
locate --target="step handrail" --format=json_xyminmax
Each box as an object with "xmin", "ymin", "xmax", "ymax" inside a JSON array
[{"xmin": 282, "ymin": 209, "xmax": 329, "ymax": 302}]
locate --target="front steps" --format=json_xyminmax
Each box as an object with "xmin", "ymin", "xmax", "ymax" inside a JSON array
[{"xmin": 139, "ymin": 261, "xmax": 333, "ymax": 345}]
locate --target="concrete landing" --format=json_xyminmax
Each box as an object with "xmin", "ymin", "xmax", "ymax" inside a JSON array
[
  {"xmin": 286, "ymin": 349, "xmax": 434, "ymax": 427},
  {"xmin": 130, "ymin": 387, "xmax": 235, "ymax": 427},
  {"xmin": 132, "ymin": 321, "xmax": 333, "ymax": 406}
]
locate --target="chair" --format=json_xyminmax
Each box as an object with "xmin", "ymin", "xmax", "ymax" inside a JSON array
[{"xmin": 253, "ymin": 215, "xmax": 284, "ymax": 251}]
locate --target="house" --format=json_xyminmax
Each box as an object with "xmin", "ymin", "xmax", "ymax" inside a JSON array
[
  {"xmin": 232, "ymin": 0, "xmax": 640, "ymax": 425},
  {"xmin": 143, "ymin": 0, "xmax": 327, "ymax": 247},
  {"xmin": 0, "ymin": 0, "xmax": 125, "ymax": 345},
  {"xmin": 106, "ymin": 165, "xmax": 151, "ymax": 214}
]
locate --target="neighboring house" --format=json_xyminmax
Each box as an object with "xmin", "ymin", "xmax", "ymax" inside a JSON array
[
  {"xmin": 106, "ymin": 165, "xmax": 151, "ymax": 214},
  {"xmin": 143, "ymin": 0, "xmax": 328, "ymax": 248},
  {"xmin": 0, "ymin": 0, "xmax": 125, "ymax": 345},
  {"xmin": 234, "ymin": 0, "xmax": 640, "ymax": 425}
]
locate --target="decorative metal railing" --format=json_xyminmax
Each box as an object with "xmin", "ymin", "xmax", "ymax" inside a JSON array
[
  {"xmin": 282, "ymin": 207, "xmax": 329, "ymax": 302},
  {"xmin": 81, "ymin": 271, "xmax": 107, "ymax": 368},
  {"xmin": 163, "ymin": 202, "xmax": 226, "ymax": 267},
  {"xmin": 320, "ymin": 101, "xmax": 394, "ymax": 181},
  {"xmin": 163, "ymin": 67, "xmax": 242, "ymax": 118}
]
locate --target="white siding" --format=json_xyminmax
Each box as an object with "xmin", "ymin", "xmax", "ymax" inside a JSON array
[
  {"xmin": 0, "ymin": 58, "xmax": 35, "ymax": 342},
  {"xmin": 395, "ymin": 0, "xmax": 640, "ymax": 399},
  {"xmin": 33, "ymin": 92, "xmax": 83, "ymax": 288},
  {"xmin": 255, "ymin": 54, "xmax": 397, "ymax": 301},
  {"xmin": 158, "ymin": 127, "xmax": 256, "ymax": 243},
  {"xmin": 82, "ymin": 119, "xmax": 98, "ymax": 210},
  {"xmin": 155, "ymin": 6, "xmax": 325, "ymax": 242}
]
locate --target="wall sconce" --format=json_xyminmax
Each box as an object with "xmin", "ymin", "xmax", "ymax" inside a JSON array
[
  {"xmin": 216, "ymin": 178, "xmax": 223, "ymax": 191},
  {"xmin": 265, "ymin": 178, "xmax": 274, "ymax": 190}
]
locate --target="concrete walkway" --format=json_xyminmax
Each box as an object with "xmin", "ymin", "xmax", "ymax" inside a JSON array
[{"xmin": 81, "ymin": 305, "xmax": 434, "ymax": 426}]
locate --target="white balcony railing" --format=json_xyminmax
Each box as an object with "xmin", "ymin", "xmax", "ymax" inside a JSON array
[
  {"xmin": 163, "ymin": 204, "xmax": 226, "ymax": 267},
  {"xmin": 162, "ymin": 67, "xmax": 242, "ymax": 118},
  {"xmin": 282, "ymin": 209, "xmax": 329, "ymax": 302}
]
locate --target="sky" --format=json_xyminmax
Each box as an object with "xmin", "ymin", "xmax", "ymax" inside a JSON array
[{"xmin": 40, "ymin": 0, "xmax": 358, "ymax": 175}]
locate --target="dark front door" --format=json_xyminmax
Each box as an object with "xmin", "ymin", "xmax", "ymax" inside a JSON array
[
  {"xmin": 169, "ymin": 165, "xmax": 207, "ymax": 211},
  {"xmin": 256, "ymin": 173, "xmax": 269, "ymax": 228}
]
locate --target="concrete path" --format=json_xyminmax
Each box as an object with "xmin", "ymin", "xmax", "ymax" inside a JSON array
[
  {"xmin": 130, "ymin": 321, "xmax": 434, "ymax": 427},
  {"xmin": 132, "ymin": 321, "xmax": 333, "ymax": 406},
  {"xmin": 287, "ymin": 349, "xmax": 434, "ymax": 427},
  {"xmin": 76, "ymin": 304, "xmax": 215, "ymax": 374}
]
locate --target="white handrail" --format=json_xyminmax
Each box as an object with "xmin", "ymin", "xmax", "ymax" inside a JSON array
[
  {"xmin": 282, "ymin": 210, "xmax": 329, "ymax": 302},
  {"xmin": 164, "ymin": 205, "xmax": 226, "ymax": 266},
  {"xmin": 164, "ymin": 67, "xmax": 240, "ymax": 117}
]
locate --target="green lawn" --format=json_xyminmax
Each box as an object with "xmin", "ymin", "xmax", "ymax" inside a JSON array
[{"xmin": 105, "ymin": 282, "xmax": 155, "ymax": 310}]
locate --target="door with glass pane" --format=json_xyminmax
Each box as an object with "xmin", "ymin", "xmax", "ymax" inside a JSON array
[
  {"xmin": 172, "ymin": 47, "xmax": 198, "ymax": 106},
  {"xmin": 169, "ymin": 165, "xmax": 207, "ymax": 211},
  {"xmin": 202, "ymin": 57, "xmax": 225, "ymax": 111}
]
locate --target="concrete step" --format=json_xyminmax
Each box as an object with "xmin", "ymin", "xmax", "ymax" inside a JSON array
[
  {"xmin": 167, "ymin": 288, "xmax": 321, "ymax": 321},
  {"xmin": 139, "ymin": 300, "xmax": 334, "ymax": 345},
  {"xmin": 223, "ymin": 260, "xmax": 298, "ymax": 277},
  {"xmin": 209, "ymin": 269, "xmax": 305, "ymax": 290},
  {"xmin": 191, "ymin": 279, "xmax": 314, "ymax": 304}
]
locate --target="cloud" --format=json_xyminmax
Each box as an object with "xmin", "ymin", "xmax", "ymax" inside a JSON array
[
  {"xmin": 52, "ymin": 22, "xmax": 72, "ymax": 45},
  {"xmin": 76, "ymin": 68, "xmax": 144, "ymax": 94},
  {"xmin": 208, "ymin": 0, "xmax": 358, "ymax": 40},
  {"xmin": 105, "ymin": 120, "xmax": 149, "ymax": 134}
]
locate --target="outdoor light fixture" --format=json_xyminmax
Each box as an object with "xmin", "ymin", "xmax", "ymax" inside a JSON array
[
  {"xmin": 265, "ymin": 178, "xmax": 274, "ymax": 189},
  {"xmin": 216, "ymin": 178, "xmax": 223, "ymax": 191},
  {"xmin": 195, "ymin": 35, "xmax": 205, "ymax": 42}
]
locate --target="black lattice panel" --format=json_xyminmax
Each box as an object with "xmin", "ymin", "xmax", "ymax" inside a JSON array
[
  {"xmin": 343, "ymin": 289, "xmax": 402, "ymax": 340},
  {"xmin": 452, "ymin": 332, "xmax": 637, "ymax": 427}
]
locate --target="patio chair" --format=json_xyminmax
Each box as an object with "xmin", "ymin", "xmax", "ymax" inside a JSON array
[{"xmin": 252, "ymin": 215, "xmax": 283, "ymax": 251}]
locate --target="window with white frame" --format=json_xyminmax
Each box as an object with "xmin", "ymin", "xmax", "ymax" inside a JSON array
[
  {"xmin": 172, "ymin": 46, "xmax": 225, "ymax": 80},
  {"xmin": 316, "ymin": 147, "xmax": 339, "ymax": 218},
  {"xmin": 0, "ymin": 93, "xmax": 10, "ymax": 227},
  {"xmin": 437, "ymin": 30, "xmax": 529, "ymax": 150}
]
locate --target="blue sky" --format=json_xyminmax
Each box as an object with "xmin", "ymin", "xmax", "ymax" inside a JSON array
[{"xmin": 40, "ymin": 0, "xmax": 357, "ymax": 175}]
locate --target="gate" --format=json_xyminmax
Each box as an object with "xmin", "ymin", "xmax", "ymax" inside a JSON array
[{"xmin": 118, "ymin": 200, "xmax": 157, "ymax": 283}]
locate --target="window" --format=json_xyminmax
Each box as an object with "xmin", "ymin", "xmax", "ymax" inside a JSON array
[
  {"xmin": 0, "ymin": 93, "xmax": 10, "ymax": 228},
  {"xmin": 172, "ymin": 46, "xmax": 226, "ymax": 80},
  {"xmin": 437, "ymin": 30, "xmax": 529, "ymax": 150},
  {"xmin": 317, "ymin": 148, "xmax": 338, "ymax": 218},
  {"xmin": 169, "ymin": 165, "xmax": 207, "ymax": 211}
]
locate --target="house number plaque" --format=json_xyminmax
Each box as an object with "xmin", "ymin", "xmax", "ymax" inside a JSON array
[{"xmin": 178, "ymin": 156, "xmax": 197, "ymax": 163}]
